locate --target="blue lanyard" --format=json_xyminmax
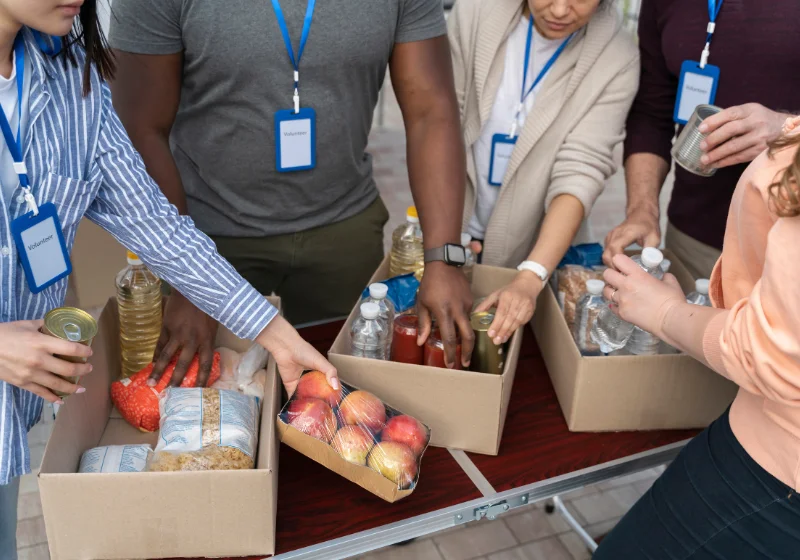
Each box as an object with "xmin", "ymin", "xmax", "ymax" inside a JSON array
[
  {"xmin": 270, "ymin": 0, "xmax": 316, "ymax": 113},
  {"xmin": 0, "ymin": 35, "xmax": 29, "ymax": 192},
  {"xmin": 700, "ymin": 0, "xmax": 723, "ymax": 67},
  {"xmin": 32, "ymin": 31, "xmax": 62, "ymax": 56},
  {"xmin": 509, "ymin": 17, "xmax": 572, "ymax": 137}
]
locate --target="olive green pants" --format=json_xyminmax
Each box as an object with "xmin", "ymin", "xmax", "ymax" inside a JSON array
[{"xmin": 212, "ymin": 197, "xmax": 389, "ymax": 326}]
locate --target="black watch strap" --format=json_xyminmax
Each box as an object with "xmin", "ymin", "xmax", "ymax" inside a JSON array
[{"xmin": 424, "ymin": 246, "xmax": 446, "ymax": 264}]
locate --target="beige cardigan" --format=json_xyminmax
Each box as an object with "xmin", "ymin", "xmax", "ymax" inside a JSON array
[{"xmin": 448, "ymin": 0, "xmax": 640, "ymax": 267}]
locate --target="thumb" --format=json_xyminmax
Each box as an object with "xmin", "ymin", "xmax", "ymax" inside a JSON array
[
  {"xmin": 663, "ymin": 273, "xmax": 682, "ymax": 291},
  {"xmin": 475, "ymin": 291, "xmax": 500, "ymax": 313},
  {"xmin": 417, "ymin": 306, "xmax": 432, "ymax": 346},
  {"xmin": 308, "ymin": 349, "xmax": 339, "ymax": 391},
  {"xmin": 642, "ymin": 231, "xmax": 661, "ymax": 249}
]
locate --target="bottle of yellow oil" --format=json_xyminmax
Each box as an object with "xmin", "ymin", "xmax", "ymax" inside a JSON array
[{"xmin": 116, "ymin": 251, "xmax": 162, "ymax": 379}]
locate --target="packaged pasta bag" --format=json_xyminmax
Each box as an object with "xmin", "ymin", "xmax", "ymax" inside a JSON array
[
  {"xmin": 79, "ymin": 444, "xmax": 153, "ymax": 473},
  {"xmin": 147, "ymin": 387, "xmax": 259, "ymax": 472}
]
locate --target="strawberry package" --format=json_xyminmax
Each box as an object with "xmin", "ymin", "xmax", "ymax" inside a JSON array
[
  {"xmin": 111, "ymin": 352, "xmax": 221, "ymax": 432},
  {"xmin": 276, "ymin": 370, "xmax": 431, "ymax": 502}
]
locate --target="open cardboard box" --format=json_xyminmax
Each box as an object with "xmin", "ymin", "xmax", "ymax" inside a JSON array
[
  {"xmin": 328, "ymin": 258, "xmax": 522, "ymax": 456},
  {"xmin": 39, "ymin": 297, "xmax": 282, "ymax": 560},
  {"xmin": 67, "ymin": 220, "xmax": 128, "ymax": 309},
  {"xmin": 534, "ymin": 249, "xmax": 737, "ymax": 432}
]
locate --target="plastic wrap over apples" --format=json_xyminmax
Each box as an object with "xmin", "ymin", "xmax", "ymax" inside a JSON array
[{"xmin": 278, "ymin": 370, "xmax": 431, "ymax": 491}]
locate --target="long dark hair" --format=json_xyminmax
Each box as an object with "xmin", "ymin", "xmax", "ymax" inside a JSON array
[{"xmin": 59, "ymin": 0, "xmax": 116, "ymax": 95}]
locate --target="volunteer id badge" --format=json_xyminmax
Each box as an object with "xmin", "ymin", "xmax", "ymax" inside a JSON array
[
  {"xmin": 674, "ymin": 60, "xmax": 720, "ymax": 124},
  {"xmin": 488, "ymin": 134, "xmax": 517, "ymax": 186},
  {"xmin": 10, "ymin": 202, "xmax": 71, "ymax": 293},
  {"xmin": 275, "ymin": 107, "xmax": 316, "ymax": 172}
]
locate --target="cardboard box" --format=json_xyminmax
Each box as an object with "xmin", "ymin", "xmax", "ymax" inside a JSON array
[
  {"xmin": 39, "ymin": 297, "xmax": 281, "ymax": 560},
  {"xmin": 68, "ymin": 220, "xmax": 128, "ymax": 309},
  {"xmin": 328, "ymin": 259, "xmax": 523, "ymax": 456},
  {"xmin": 534, "ymin": 250, "xmax": 738, "ymax": 432}
]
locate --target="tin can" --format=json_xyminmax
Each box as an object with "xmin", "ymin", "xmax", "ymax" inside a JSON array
[
  {"xmin": 671, "ymin": 104, "xmax": 722, "ymax": 177},
  {"xmin": 41, "ymin": 307, "xmax": 98, "ymax": 398},
  {"xmin": 470, "ymin": 311, "xmax": 505, "ymax": 375}
]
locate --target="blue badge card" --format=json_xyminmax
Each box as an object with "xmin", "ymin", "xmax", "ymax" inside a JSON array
[
  {"xmin": 275, "ymin": 107, "xmax": 316, "ymax": 172},
  {"xmin": 674, "ymin": 60, "xmax": 720, "ymax": 124},
  {"xmin": 10, "ymin": 202, "xmax": 71, "ymax": 293},
  {"xmin": 488, "ymin": 134, "xmax": 517, "ymax": 186}
]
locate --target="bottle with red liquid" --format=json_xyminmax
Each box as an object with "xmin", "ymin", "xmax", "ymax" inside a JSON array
[
  {"xmin": 391, "ymin": 314, "xmax": 424, "ymax": 365},
  {"xmin": 424, "ymin": 329, "xmax": 462, "ymax": 370}
]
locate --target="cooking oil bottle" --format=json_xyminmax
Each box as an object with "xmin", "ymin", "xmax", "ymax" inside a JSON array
[
  {"xmin": 389, "ymin": 206, "xmax": 424, "ymax": 280},
  {"xmin": 116, "ymin": 251, "xmax": 162, "ymax": 379}
]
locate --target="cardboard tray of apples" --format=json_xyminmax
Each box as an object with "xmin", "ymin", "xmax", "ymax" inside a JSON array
[{"xmin": 276, "ymin": 371, "xmax": 431, "ymax": 503}]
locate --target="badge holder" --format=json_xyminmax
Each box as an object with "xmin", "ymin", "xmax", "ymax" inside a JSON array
[
  {"xmin": 275, "ymin": 104, "xmax": 316, "ymax": 173},
  {"xmin": 488, "ymin": 134, "xmax": 517, "ymax": 187},
  {"xmin": 11, "ymin": 199, "xmax": 72, "ymax": 294},
  {"xmin": 674, "ymin": 60, "xmax": 720, "ymax": 125}
]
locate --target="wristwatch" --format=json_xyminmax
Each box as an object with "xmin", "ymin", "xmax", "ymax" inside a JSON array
[
  {"xmin": 424, "ymin": 244, "xmax": 467, "ymax": 267},
  {"xmin": 517, "ymin": 260, "xmax": 549, "ymax": 283}
]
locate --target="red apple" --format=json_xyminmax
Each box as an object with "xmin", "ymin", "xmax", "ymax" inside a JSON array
[
  {"xmin": 332, "ymin": 425, "xmax": 376, "ymax": 465},
  {"xmin": 381, "ymin": 415, "xmax": 429, "ymax": 458},
  {"xmin": 287, "ymin": 398, "xmax": 337, "ymax": 443},
  {"xmin": 296, "ymin": 370, "xmax": 343, "ymax": 408},
  {"xmin": 338, "ymin": 391, "xmax": 386, "ymax": 433},
  {"xmin": 367, "ymin": 442, "xmax": 418, "ymax": 489}
]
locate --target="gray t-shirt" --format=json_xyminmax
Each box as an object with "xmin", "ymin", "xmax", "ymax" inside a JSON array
[{"xmin": 109, "ymin": 0, "xmax": 446, "ymax": 237}]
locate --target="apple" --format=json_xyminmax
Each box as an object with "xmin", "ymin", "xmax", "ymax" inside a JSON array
[
  {"xmin": 332, "ymin": 425, "xmax": 376, "ymax": 465},
  {"xmin": 296, "ymin": 370, "xmax": 343, "ymax": 408},
  {"xmin": 287, "ymin": 398, "xmax": 337, "ymax": 443},
  {"xmin": 367, "ymin": 442, "xmax": 418, "ymax": 489},
  {"xmin": 381, "ymin": 415, "xmax": 429, "ymax": 458},
  {"xmin": 338, "ymin": 391, "xmax": 387, "ymax": 433}
]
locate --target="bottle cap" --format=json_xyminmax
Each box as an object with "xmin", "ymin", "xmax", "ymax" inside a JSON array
[
  {"xmin": 126, "ymin": 251, "xmax": 142, "ymax": 265},
  {"xmin": 461, "ymin": 233, "xmax": 471, "ymax": 247},
  {"xmin": 585, "ymin": 279, "xmax": 604, "ymax": 295},
  {"xmin": 695, "ymin": 279, "xmax": 710, "ymax": 294},
  {"xmin": 369, "ymin": 283, "xmax": 388, "ymax": 300},
  {"xmin": 361, "ymin": 302, "xmax": 380, "ymax": 320},
  {"xmin": 406, "ymin": 206, "xmax": 419, "ymax": 223},
  {"xmin": 640, "ymin": 247, "xmax": 664, "ymax": 269}
]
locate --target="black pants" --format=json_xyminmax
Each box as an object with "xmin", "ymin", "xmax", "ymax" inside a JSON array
[{"xmin": 594, "ymin": 409, "xmax": 800, "ymax": 559}]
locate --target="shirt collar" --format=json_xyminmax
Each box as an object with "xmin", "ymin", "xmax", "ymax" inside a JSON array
[{"xmin": 21, "ymin": 27, "xmax": 58, "ymax": 82}]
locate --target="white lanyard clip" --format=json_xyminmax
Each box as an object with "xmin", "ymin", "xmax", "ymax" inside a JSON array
[
  {"xmin": 700, "ymin": 22, "xmax": 715, "ymax": 69},
  {"xmin": 22, "ymin": 187, "xmax": 38, "ymax": 216},
  {"xmin": 508, "ymin": 102, "xmax": 525, "ymax": 139},
  {"xmin": 293, "ymin": 70, "xmax": 300, "ymax": 113}
]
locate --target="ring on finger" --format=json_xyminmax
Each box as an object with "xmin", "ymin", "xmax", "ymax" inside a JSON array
[{"xmin": 611, "ymin": 288, "xmax": 619, "ymax": 303}]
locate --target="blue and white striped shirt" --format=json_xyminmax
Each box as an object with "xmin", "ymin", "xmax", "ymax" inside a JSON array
[{"xmin": 0, "ymin": 30, "xmax": 278, "ymax": 485}]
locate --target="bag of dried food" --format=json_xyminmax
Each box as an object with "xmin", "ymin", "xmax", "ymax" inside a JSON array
[
  {"xmin": 79, "ymin": 444, "xmax": 153, "ymax": 473},
  {"xmin": 147, "ymin": 387, "xmax": 259, "ymax": 472}
]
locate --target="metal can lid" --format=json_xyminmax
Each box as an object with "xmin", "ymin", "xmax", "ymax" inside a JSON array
[
  {"xmin": 470, "ymin": 311, "xmax": 495, "ymax": 332},
  {"xmin": 44, "ymin": 307, "xmax": 97, "ymax": 342}
]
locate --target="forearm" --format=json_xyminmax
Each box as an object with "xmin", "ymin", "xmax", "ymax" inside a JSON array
[
  {"xmin": 660, "ymin": 301, "xmax": 727, "ymax": 367},
  {"xmin": 526, "ymin": 194, "xmax": 584, "ymax": 272},
  {"xmin": 624, "ymin": 152, "xmax": 670, "ymax": 217}
]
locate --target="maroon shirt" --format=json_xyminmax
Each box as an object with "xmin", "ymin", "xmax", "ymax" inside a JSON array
[{"xmin": 624, "ymin": 0, "xmax": 800, "ymax": 249}]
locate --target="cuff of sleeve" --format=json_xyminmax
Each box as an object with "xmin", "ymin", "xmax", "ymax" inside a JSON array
[
  {"xmin": 108, "ymin": 36, "xmax": 183, "ymax": 55},
  {"xmin": 214, "ymin": 280, "xmax": 279, "ymax": 341},
  {"xmin": 703, "ymin": 312, "xmax": 728, "ymax": 374},
  {"xmin": 623, "ymin": 128, "xmax": 674, "ymax": 164},
  {"xmin": 544, "ymin": 176, "xmax": 599, "ymax": 218}
]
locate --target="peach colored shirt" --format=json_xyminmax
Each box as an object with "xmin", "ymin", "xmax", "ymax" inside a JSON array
[{"xmin": 702, "ymin": 141, "xmax": 800, "ymax": 491}]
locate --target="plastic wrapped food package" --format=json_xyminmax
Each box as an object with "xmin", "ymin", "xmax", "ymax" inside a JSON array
[
  {"xmin": 278, "ymin": 370, "xmax": 431, "ymax": 491},
  {"xmin": 212, "ymin": 345, "xmax": 268, "ymax": 401},
  {"xmin": 79, "ymin": 445, "xmax": 153, "ymax": 473},
  {"xmin": 147, "ymin": 387, "xmax": 260, "ymax": 472},
  {"xmin": 555, "ymin": 265, "xmax": 606, "ymax": 331},
  {"xmin": 111, "ymin": 352, "xmax": 221, "ymax": 432}
]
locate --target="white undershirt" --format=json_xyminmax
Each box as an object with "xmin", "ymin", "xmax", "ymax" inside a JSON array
[
  {"xmin": 468, "ymin": 19, "xmax": 562, "ymax": 240},
  {"xmin": 0, "ymin": 51, "xmax": 32, "ymax": 206}
]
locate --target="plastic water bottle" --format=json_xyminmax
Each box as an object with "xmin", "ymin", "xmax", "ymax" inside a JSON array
[
  {"xmin": 461, "ymin": 232, "xmax": 476, "ymax": 283},
  {"xmin": 389, "ymin": 206, "xmax": 424, "ymax": 280},
  {"xmin": 687, "ymin": 279, "xmax": 711, "ymax": 307},
  {"xmin": 351, "ymin": 302, "xmax": 388, "ymax": 360},
  {"xmin": 624, "ymin": 250, "xmax": 667, "ymax": 355},
  {"xmin": 591, "ymin": 248, "xmax": 665, "ymax": 353},
  {"xmin": 366, "ymin": 283, "xmax": 395, "ymax": 355},
  {"xmin": 116, "ymin": 251, "xmax": 162, "ymax": 379},
  {"xmin": 573, "ymin": 279, "xmax": 605, "ymax": 356}
]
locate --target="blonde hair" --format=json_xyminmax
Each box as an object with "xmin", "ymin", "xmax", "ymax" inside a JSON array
[{"xmin": 767, "ymin": 134, "xmax": 800, "ymax": 218}]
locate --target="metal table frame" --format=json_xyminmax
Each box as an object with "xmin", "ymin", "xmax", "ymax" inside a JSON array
[{"xmin": 272, "ymin": 441, "xmax": 687, "ymax": 559}]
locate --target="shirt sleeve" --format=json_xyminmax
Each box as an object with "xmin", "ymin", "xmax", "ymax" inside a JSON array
[
  {"xmin": 622, "ymin": 0, "xmax": 676, "ymax": 164},
  {"xmin": 85, "ymin": 83, "xmax": 278, "ymax": 340},
  {"xmin": 396, "ymin": 0, "xmax": 447, "ymax": 44},
  {"xmin": 702, "ymin": 215, "xmax": 800, "ymax": 404},
  {"xmin": 108, "ymin": 0, "xmax": 184, "ymax": 55}
]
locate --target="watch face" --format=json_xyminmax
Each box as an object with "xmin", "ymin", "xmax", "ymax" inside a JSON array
[{"xmin": 445, "ymin": 244, "xmax": 467, "ymax": 266}]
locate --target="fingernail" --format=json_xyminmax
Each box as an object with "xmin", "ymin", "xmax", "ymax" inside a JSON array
[
  {"xmin": 76, "ymin": 387, "xmax": 86, "ymax": 394},
  {"xmin": 87, "ymin": 365, "xmax": 93, "ymax": 372},
  {"xmin": 701, "ymin": 155, "xmax": 709, "ymax": 164},
  {"xmin": 698, "ymin": 124, "xmax": 707, "ymax": 133},
  {"xmin": 56, "ymin": 399, "xmax": 64, "ymax": 405},
  {"xmin": 494, "ymin": 337, "xmax": 502, "ymax": 345},
  {"xmin": 488, "ymin": 330, "xmax": 496, "ymax": 338},
  {"xmin": 331, "ymin": 378, "xmax": 340, "ymax": 391},
  {"xmin": 147, "ymin": 379, "xmax": 156, "ymax": 387}
]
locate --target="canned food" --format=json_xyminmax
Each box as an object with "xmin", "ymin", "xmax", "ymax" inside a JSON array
[
  {"xmin": 42, "ymin": 307, "xmax": 98, "ymax": 398},
  {"xmin": 423, "ymin": 329, "xmax": 462, "ymax": 370},
  {"xmin": 391, "ymin": 313, "xmax": 424, "ymax": 365},
  {"xmin": 671, "ymin": 104, "xmax": 722, "ymax": 177},
  {"xmin": 470, "ymin": 311, "xmax": 505, "ymax": 375}
]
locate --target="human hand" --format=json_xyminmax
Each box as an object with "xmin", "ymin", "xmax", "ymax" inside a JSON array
[
  {"xmin": 416, "ymin": 261, "xmax": 475, "ymax": 368},
  {"xmin": 151, "ymin": 291, "xmax": 219, "ymax": 388},
  {"xmin": 0, "ymin": 320, "xmax": 93, "ymax": 403},
  {"xmin": 699, "ymin": 103, "xmax": 789, "ymax": 168},
  {"xmin": 602, "ymin": 206, "xmax": 661, "ymax": 268},
  {"xmin": 602, "ymin": 254, "xmax": 685, "ymax": 337},
  {"xmin": 475, "ymin": 270, "xmax": 541, "ymax": 345},
  {"xmin": 255, "ymin": 314, "xmax": 339, "ymax": 397}
]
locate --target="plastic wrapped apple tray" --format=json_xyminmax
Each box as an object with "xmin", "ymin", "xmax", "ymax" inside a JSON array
[{"xmin": 276, "ymin": 370, "xmax": 431, "ymax": 503}]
